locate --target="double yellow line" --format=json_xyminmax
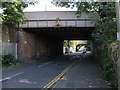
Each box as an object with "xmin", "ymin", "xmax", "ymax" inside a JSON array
[{"xmin": 43, "ymin": 62, "xmax": 76, "ymax": 89}]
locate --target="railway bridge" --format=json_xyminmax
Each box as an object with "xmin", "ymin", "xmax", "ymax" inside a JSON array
[{"xmin": 18, "ymin": 11, "xmax": 96, "ymax": 62}]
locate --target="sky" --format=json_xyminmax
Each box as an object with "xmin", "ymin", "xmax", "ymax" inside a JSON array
[
  {"xmin": 0, "ymin": 0, "xmax": 77, "ymax": 14},
  {"xmin": 23, "ymin": 0, "xmax": 77, "ymax": 12},
  {"xmin": 0, "ymin": 9, "xmax": 3, "ymax": 14}
]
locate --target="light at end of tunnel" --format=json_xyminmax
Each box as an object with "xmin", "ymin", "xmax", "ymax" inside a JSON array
[{"xmin": 8, "ymin": 40, "xmax": 10, "ymax": 43}]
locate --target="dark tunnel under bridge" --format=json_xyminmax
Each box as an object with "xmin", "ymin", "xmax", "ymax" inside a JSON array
[{"xmin": 18, "ymin": 27, "xmax": 94, "ymax": 63}]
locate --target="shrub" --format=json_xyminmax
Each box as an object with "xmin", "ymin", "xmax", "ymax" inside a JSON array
[
  {"xmin": 100, "ymin": 47, "xmax": 118, "ymax": 88},
  {"xmin": 1, "ymin": 53, "xmax": 21, "ymax": 68}
]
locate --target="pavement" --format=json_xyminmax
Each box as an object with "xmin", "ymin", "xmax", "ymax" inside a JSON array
[{"xmin": 53, "ymin": 52, "xmax": 109, "ymax": 88}]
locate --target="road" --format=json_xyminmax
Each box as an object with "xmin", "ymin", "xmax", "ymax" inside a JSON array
[
  {"xmin": 2, "ymin": 55, "xmax": 75, "ymax": 88},
  {"xmin": 54, "ymin": 52, "xmax": 109, "ymax": 88},
  {"xmin": 2, "ymin": 52, "xmax": 108, "ymax": 88}
]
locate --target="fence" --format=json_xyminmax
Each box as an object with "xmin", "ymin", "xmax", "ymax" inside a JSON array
[{"xmin": 0, "ymin": 43, "xmax": 17, "ymax": 59}]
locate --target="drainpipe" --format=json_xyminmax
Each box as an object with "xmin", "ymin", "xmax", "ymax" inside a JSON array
[{"xmin": 115, "ymin": 0, "xmax": 120, "ymax": 89}]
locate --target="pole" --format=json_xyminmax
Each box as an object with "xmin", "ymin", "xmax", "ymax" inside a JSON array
[{"xmin": 115, "ymin": 0, "xmax": 120, "ymax": 89}]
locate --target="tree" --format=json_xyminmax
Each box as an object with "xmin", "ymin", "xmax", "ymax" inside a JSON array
[
  {"xmin": 1, "ymin": 0, "xmax": 37, "ymax": 27},
  {"xmin": 52, "ymin": 1, "xmax": 118, "ymax": 87},
  {"xmin": 52, "ymin": 1, "xmax": 117, "ymax": 45}
]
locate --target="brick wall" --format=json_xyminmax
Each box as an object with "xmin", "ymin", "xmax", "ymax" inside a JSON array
[{"xmin": 18, "ymin": 30, "xmax": 63, "ymax": 63}]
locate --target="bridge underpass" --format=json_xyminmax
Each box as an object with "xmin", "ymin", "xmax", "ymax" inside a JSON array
[
  {"xmin": 18, "ymin": 11, "xmax": 96, "ymax": 62},
  {"xmin": 18, "ymin": 27, "xmax": 94, "ymax": 62},
  {"xmin": 3, "ymin": 25, "xmax": 109, "ymax": 88},
  {"xmin": 23, "ymin": 27, "xmax": 94, "ymax": 40},
  {"xmin": 2, "ymin": 10, "xmax": 109, "ymax": 88}
]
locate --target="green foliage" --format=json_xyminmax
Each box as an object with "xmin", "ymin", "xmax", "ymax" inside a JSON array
[
  {"xmin": 2, "ymin": 2, "xmax": 27, "ymax": 27},
  {"xmin": 100, "ymin": 47, "xmax": 118, "ymax": 88},
  {"xmin": 103, "ymin": 46, "xmax": 108, "ymax": 58},
  {"xmin": 2, "ymin": 53, "xmax": 21, "ymax": 68},
  {"xmin": 52, "ymin": 2, "xmax": 117, "ymax": 46},
  {"xmin": 108, "ymin": 47, "xmax": 112, "ymax": 58},
  {"xmin": 100, "ymin": 58, "xmax": 118, "ymax": 88},
  {"xmin": 63, "ymin": 40, "xmax": 68, "ymax": 47},
  {"xmin": 92, "ymin": 19, "xmax": 117, "ymax": 46},
  {"xmin": 63, "ymin": 40, "xmax": 78, "ymax": 53},
  {"xmin": 64, "ymin": 40, "xmax": 78, "ymax": 47},
  {"xmin": 53, "ymin": 1, "xmax": 118, "ymax": 88},
  {"xmin": 1, "ymin": 1, "xmax": 37, "ymax": 27},
  {"xmin": 90, "ymin": 3, "xmax": 117, "ymax": 46},
  {"xmin": 113, "ymin": 48, "xmax": 118, "ymax": 60}
]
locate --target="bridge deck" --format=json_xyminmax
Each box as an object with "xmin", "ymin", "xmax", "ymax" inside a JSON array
[{"xmin": 19, "ymin": 19, "xmax": 95, "ymax": 28}]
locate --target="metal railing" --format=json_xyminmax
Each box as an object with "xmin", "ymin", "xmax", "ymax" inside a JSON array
[{"xmin": 20, "ymin": 19, "xmax": 96, "ymax": 28}]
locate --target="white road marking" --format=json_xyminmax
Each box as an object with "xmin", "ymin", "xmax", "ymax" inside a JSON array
[
  {"xmin": 38, "ymin": 62, "xmax": 53, "ymax": 68},
  {"xmin": 1, "ymin": 62, "xmax": 53, "ymax": 82},
  {"xmin": 0, "ymin": 72, "xmax": 24, "ymax": 82}
]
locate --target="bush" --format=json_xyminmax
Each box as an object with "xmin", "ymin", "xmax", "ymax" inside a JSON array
[
  {"xmin": 1, "ymin": 53, "xmax": 21, "ymax": 68},
  {"xmin": 100, "ymin": 47, "xmax": 118, "ymax": 88}
]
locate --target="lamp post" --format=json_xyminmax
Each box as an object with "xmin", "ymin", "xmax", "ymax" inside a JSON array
[{"xmin": 115, "ymin": 0, "xmax": 120, "ymax": 89}]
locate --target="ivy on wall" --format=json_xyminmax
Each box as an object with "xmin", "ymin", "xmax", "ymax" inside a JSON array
[{"xmin": 100, "ymin": 42, "xmax": 118, "ymax": 88}]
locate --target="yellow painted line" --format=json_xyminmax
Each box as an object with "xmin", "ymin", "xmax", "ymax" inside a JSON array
[
  {"xmin": 43, "ymin": 62, "xmax": 76, "ymax": 89},
  {"xmin": 43, "ymin": 63, "xmax": 73, "ymax": 88},
  {"xmin": 46, "ymin": 67, "xmax": 70, "ymax": 88},
  {"xmin": 46, "ymin": 69, "xmax": 69, "ymax": 88},
  {"xmin": 43, "ymin": 67, "xmax": 68, "ymax": 88}
]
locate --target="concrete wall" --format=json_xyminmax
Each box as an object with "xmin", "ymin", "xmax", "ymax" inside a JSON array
[
  {"xmin": 2, "ymin": 26, "xmax": 10, "ymax": 43},
  {"xmin": 1, "ymin": 26, "xmax": 18, "ymax": 59},
  {"xmin": 1, "ymin": 43, "xmax": 17, "ymax": 59},
  {"xmin": 2, "ymin": 25, "xmax": 18, "ymax": 43},
  {"xmin": 18, "ymin": 30, "xmax": 63, "ymax": 63},
  {"xmin": 24, "ymin": 11, "xmax": 97, "ymax": 20}
]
